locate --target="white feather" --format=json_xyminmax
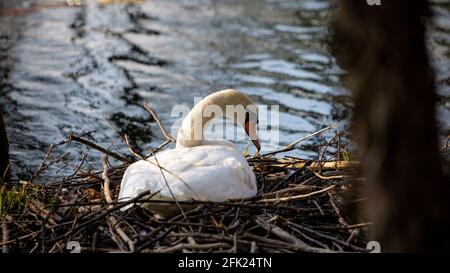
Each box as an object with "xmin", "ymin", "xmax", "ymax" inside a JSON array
[{"xmin": 118, "ymin": 143, "xmax": 257, "ymax": 209}]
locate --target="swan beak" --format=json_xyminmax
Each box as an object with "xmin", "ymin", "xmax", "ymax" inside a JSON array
[{"xmin": 245, "ymin": 121, "xmax": 261, "ymax": 151}]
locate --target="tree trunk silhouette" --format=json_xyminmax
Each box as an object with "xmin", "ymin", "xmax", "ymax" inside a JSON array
[
  {"xmin": 0, "ymin": 110, "xmax": 10, "ymax": 182},
  {"xmin": 330, "ymin": 0, "xmax": 450, "ymax": 251}
]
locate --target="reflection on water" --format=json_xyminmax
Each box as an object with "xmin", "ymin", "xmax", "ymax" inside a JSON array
[{"xmin": 0, "ymin": 0, "xmax": 449, "ymax": 180}]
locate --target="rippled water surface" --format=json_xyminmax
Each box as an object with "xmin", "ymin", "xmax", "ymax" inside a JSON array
[{"xmin": 0, "ymin": 0, "xmax": 449, "ymax": 180}]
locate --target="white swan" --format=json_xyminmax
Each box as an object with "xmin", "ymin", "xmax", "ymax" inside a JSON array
[{"xmin": 118, "ymin": 89, "xmax": 261, "ymax": 216}]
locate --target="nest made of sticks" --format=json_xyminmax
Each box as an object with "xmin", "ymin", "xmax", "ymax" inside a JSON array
[{"xmin": 0, "ymin": 106, "xmax": 370, "ymax": 253}]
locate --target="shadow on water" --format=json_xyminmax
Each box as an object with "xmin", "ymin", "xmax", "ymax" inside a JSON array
[{"xmin": 0, "ymin": 0, "xmax": 449, "ymax": 180}]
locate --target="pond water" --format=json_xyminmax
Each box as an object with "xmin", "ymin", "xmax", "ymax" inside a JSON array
[{"xmin": 0, "ymin": 0, "xmax": 449, "ymax": 180}]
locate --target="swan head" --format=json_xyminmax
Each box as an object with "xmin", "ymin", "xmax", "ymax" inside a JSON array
[{"xmin": 177, "ymin": 89, "xmax": 261, "ymax": 151}]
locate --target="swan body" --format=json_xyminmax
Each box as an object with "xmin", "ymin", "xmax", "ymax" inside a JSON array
[{"xmin": 118, "ymin": 89, "xmax": 260, "ymax": 215}]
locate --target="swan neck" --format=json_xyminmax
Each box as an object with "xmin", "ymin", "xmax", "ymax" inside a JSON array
[
  {"xmin": 175, "ymin": 89, "xmax": 255, "ymax": 149},
  {"xmin": 176, "ymin": 99, "xmax": 217, "ymax": 148}
]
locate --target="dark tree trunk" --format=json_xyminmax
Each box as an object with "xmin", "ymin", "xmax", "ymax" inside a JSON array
[
  {"xmin": 0, "ymin": 110, "xmax": 10, "ymax": 182},
  {"xmin": 0, "ymin": 3, "xmax": 11, "ymax": 182},
  {"xmin": 330, "ymin": 0, "xmax": 450, "ymax": 251}
]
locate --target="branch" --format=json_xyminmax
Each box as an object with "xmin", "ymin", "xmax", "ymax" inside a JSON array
[
  {"xmin": 255, "ymin": 216, "xmax": 333, "ymax": 253},
  {"xmin": 257, "ymin": 185, "xmax": 335, "ymax": 203},
  {"xmin": 68, "ymin": 134, "xmax": 132, "ymax": 163},
  {"xmin": 102, "ymin": 156, "xmax": 135, "ymax": 252},
  {"xmin": 152, "ymin": 242, "xmax": 231, "ymax": 253},
  {"xmin": 143, "ymin": 101, "xmax": 176, "ymax": 144},
  {"xmin": 261, "ymin": 125, "xmax": 335, "ymax": 157}
]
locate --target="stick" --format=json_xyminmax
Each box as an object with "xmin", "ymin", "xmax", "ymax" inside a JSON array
[
  {"xmin": 312, "ymin": 172, "xmax": 357, "ymax": 180},
  {"xmin": 327, "ymin": 192, "xmax": 361, "ymax": 244},
  {"xmin": 67, "ymin": 135, "xmax": 132, "ymax": 163},
  {"xmin": 257, "ymin": 185, "xmax": 335, "ymax": 203},
  {"xmin": 48, "ymin": 189, "xmax": 155, "ymax": 244},
  {"xmin": 124, "ymin": 135, "xmax": 145, "ymax": 161},
  {"xmin": 255, "ymin": 216, "xmax": 333, "ymax": 253},
  {"xmin": 28, "ymin": 199, "xmax": 63, "ymax": 226},
  {"xmin": 2, "ymin": 218, "xmax": 9, "ymax": 253},
  {"xmin": 106, "ymin": 118, "xmax": 145, "ymax": 161},
  {"xmin": 440, "ymin": 134, "xmax": 450, "ymax": 152},
  {"xmin": 275, "ymin": 159, "xmax": 360, "ymax": 170},
  {"xmin": 262, "ymin": 125, "xmax": 334, "ymax": 156},
  {"xmin": 143, "ymin": 101, "xmax": 176, "ymax": 143},
  {"xmin": 151, "ymin": 242, "xmax": 230, "ymax": 253},
  {"xmin": 287, "ymin": 225, "xmax": 330, "ymax": 250},
  {"xmin": 102, "ymin": 156, "xmax": 135, "ymax": 252},
  {"xmin": 145, "ymin": 139, "xmax": 171, "ymax": 158},
  {"xmin": 30, "ymin": 151, "xmax": 70, "ymax": 183},
  {"xmin": 286, "ymin": 221, "xmax": 367, "ymax": 252}
]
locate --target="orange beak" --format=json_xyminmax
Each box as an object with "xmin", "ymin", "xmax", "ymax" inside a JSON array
[{"xmin": 244, "ymin": 121, "xmax": 261, "ymax": 152}]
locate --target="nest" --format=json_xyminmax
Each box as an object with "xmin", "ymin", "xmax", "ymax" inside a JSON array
[{"xmin": 0, "ymin": 107, "xmax": 370, "ymax": 253}]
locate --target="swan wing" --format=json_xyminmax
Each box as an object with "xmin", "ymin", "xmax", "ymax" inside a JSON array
[{"xmin": 118, "ymin": 145, "xmax": 257, "ymax": 209}]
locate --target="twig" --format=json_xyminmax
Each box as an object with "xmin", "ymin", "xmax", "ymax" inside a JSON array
[
  {"xmin": 106, "ymin": 118, "xmax": 145, "ymax": 161},
  {"xmin": 257, "ymin": 185, "xmax": 335, "ymax": 203},
  {"xmin": 2, "ymin": 217, "xmax": 9, "ymax": 253},
  {"xmin": 262, "ymin": 125, "xmax": 334, "ymax": 156},
  {"xmin": 327, "ymin": 192, "xmax": 361, "ymax": 244},
  {"xmin": 285, "ymin": 221, "xmax": 367, "ymax": 252},
  {"xmin": 328, "ymin": 192, "xmax": 348, "ymax": 227},
  {"xmin": 67, "ymin": 135, "xmax": 132, "ymax": 163},
  {"xmin": 312, "ymin": 172, "xmax": 356, "ymax": 180},
  {"xmin": 124, "ymin": 135, "xmax": 145, "ymax": 161},
  {"xmin": 440, "ymin": 135, "xmax": 450, "ymax": 152},
  {"xmin": 151, "ymin": 242, "xmax": 231, "ymax": 253},
  {"xmin": 28, "ymin": 199, "xmax": 63, "ymax": 226},
  {"xmin": 102, "ymin": 156, "xmax": 135, "ymax": 252},
  {"xmin": 143, "ymin": 101, "xmax": 176, "ymax": 143},
  {"xmin": 287, "ymin": 225, "xmax": 330, "ymax": 250},
  {"xmin": 255, "ymin": 216, "xmax": 333, "ymax": 253},
  {"xmin": 145, "ymin": 139, "xmax": 171, "ymax": 158},
  {"xmin": 30, "ymin": 151, "xmax": 70, "ymax": 183}
]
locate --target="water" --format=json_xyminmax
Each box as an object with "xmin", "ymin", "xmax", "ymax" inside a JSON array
[{"xmin": 0, "ymin": 0, "xmax": 449, "ymax": 180}]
